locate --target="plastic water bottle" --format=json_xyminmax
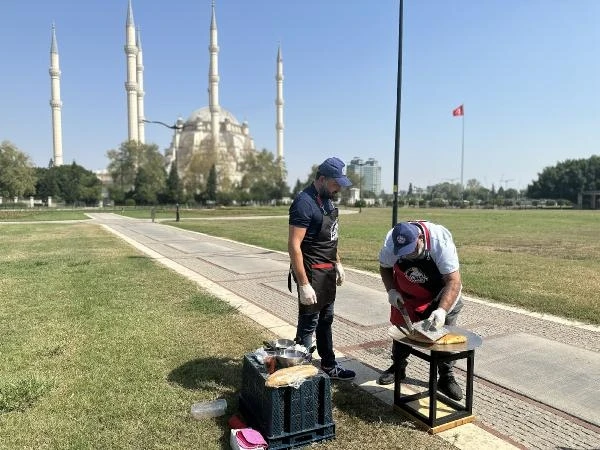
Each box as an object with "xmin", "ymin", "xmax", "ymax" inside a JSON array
[{"xmin": 190, "ymin": 399, "xmax": 228, "ymax": 420}]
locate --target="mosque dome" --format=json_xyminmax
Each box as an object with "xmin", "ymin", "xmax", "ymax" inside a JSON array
[{"xmin": 185, "ymin": 106, "xmax": 240, "ymax": 126}]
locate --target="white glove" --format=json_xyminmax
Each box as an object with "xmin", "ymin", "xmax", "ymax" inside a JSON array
[
  {"xmin": 298, "ymin": 284, "xmax": 317, "ymax": 305},
  {"xmin": 426, "ymin": 307, "xmax": 447, "ymax": 330},
  {"xmin": 387, "ymin": 289, "xmax": 404, "ymax": 309},
  {"xmin": 335, "ymin": 262, "xmax": 345, "ymax": 286}
]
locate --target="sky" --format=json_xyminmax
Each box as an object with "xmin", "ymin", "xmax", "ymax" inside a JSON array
[{"xmin": 1, "ymin": 0, "xmax": 598, "ymax": 193}]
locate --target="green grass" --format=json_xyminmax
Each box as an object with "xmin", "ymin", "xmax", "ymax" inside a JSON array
[
  {"xmin": 0, "ymin": 209, "xmax": 89, "ymax": 221},
  {"xmin": 120, "ymin": 205, "xmax": 290, "ymax": 220},
  {"xmin": 0, "ymin": 223, "xmax": 453, "ymax": 449},
  {"xmin": 172, "ymin": 207, "xmax": 600, "ymax": 325}
]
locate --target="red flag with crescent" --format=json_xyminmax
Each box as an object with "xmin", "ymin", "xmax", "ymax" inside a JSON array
[{"xmin": 452, "ymin": 105, "xmax": 464, "ymax": 116}]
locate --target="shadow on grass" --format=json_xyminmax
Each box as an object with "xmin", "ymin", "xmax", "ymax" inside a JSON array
[
  {"xmin": 168, "ymin": 356, "xmax": 242, "ymax": 393},
  {"xmin": 330, "ymin": 381, "xmax": 418, "ymax": 429},
  {"xmin": 168, "ymin": 356, "xmax": 244, "ymax": 450}
]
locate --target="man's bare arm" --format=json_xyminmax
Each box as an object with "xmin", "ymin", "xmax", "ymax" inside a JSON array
[{"xmin": 288, "ymin": 225, "xmax": 308, "ymax": 285}]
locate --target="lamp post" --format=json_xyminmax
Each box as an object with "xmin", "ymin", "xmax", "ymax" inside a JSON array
[
  {"xmin": 142, "ymin": 119, "xmax": 183, "ymax": 217},
  {"xmin": 141, "ymin": 119, "xmax": 182, "ymax": 130},
  {"xmin": 392, "ymin": 0, "xmax": 404, "ymax": 227}
]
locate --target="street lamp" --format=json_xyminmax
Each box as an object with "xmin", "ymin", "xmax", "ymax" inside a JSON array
[
  {"xmin": 392, "ymin": 0, "xmax": 404, "ymax": 227},
  {"xmin": 142, "ymin": 119, "xmax": 182, "ymax": 130},
  {"xmin": 142, "ymin": 118, "xmax": 184, "ymax": 216}
]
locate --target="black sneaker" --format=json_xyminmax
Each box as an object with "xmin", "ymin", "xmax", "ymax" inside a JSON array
[
  {"xmin": 377, "ymin": 365, "xmax": 405, "ymax": 385},
  {"xmin": 438, "ymin": 375, "xmax": 463, "ymax": 401},
  {"xmin": 322, "ymin": 364, "xmax": 355, "ymax": 381}
]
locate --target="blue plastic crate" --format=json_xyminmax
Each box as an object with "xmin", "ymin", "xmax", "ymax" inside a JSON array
[{"xmin": 239, "ymin": 353, "xmax": 335, "ymax": 444}]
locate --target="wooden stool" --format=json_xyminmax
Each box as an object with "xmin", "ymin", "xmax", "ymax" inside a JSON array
[{"xmin": 389, "ymin": 326, "xmax": 482, "ymax": 434}]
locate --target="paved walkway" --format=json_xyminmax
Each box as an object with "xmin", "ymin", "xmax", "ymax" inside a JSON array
[{"xmin": 87, "ymin": 213, "xmax": 600, "ymax": 450}]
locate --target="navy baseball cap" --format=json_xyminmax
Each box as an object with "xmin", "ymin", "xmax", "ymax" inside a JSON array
[
  {"xmin": 318, "ymin": 157, "xmax": 352, "ymax": 187},
  {"xmin": 392, "ymin": 222, "xmax": 420, "ymax": 257}
]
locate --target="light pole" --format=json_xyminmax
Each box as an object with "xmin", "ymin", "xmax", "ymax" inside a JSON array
[
  {"xmin": 392, "ymin": 0, "xmax": 404, "ymax": 227},
  {"xmin": 141, "ymin": 119, "xmax": 182, "ymax": 130},
  {"xmin": 141, "ymin": 118, "xmax": 183, "ymax": 216}
]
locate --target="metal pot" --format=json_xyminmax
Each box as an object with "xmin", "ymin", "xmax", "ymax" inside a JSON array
[
  {"xmin": 263, "ymin": 339, "xmax": 295, "ymax": 351},
  {"xmin": 276, "ymin": 349, "xmax": 307, "ymax": 368}
]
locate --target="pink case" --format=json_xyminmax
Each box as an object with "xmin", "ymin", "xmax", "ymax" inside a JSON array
[{"xmin": 236, "ymin": 428, "xmax": 267, "ymax": 448}]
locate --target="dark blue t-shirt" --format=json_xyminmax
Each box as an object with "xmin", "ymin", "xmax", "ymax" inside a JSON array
[{"xmin": 289, "ymin": 184, "xmax": 335, "ymax": 237}]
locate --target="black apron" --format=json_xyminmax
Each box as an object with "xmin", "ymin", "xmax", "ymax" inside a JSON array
[{"xmin": 292, "ymin": 204, "xmax": 339, "ymax": 314}]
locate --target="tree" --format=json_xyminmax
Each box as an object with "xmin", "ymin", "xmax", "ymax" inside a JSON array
[
  {"xmin": 43, "ymin": 163, "xmax": 102, "ymax": 205},
  {"xmin": 139, "ymin": 143, "xmax": 167, "ymax": 202},
  {"xmin": 35, "ymin": 167, "xmax": 60, "ymax": 199},
  {"xmin": 291, "ymin": 179, "xmax": 305, "ymax": 197},
  {"xmin": 206, "ymin": 164, "xmax": 217, "ymax": 202},
  {"xmin": 528, "ymin": 156, "xmax": 600, "ymax": 203},
  {"xmin": 0, "ymin": 141, "xmax": 37, "ymax": 198},
  {"xmin": 106, "ymin": 141, "xmax": 140, "ymax": 198},
  {"xmin": 106, "ymin": 141, "xmax": 166, "ymax": 204},
  {"xmin": 183, "ymin": 151, "xmax": 216, "ymax": 197},
  {"xmin": 239, "ymin": 149, "xmax": 290, "ymax": 202},
  {"xmin": 165, "ymin": 162, "xmax": 183, "ymax": 203}
]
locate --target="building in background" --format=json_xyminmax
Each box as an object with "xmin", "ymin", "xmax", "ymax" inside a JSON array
[
  {"xmin": 347, "ymin": 157, "xmax": 382, "ymax": 196},
  {"xmin": 49, "ymin": 24, "xmax": 63, "ymax": 166},
  {"xmin": 161, "ymin": 3, "xmax": 284, "ymax": 190},
  {"xmin": 122, "ymin": 1, "xmax": 283, "ymax": 191}
]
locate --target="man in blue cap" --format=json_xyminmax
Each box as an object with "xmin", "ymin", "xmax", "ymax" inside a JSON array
[
  {"xmin": 287, "ymin": 157, "xmax": 355, "ymax": 380},
  {"xmin": 377, "ymin": 220, "xmax": 464, "ymax": 400}
]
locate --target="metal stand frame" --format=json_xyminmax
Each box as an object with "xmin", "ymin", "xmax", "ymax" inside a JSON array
[{"xmin": 393, "ymin": 342, "xmax": 475, "ymax": 433}]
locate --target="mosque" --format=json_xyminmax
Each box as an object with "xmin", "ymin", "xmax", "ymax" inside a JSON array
[{"xmin": 49, "ymin": 1, "xmax": 284, "ymax": 191}]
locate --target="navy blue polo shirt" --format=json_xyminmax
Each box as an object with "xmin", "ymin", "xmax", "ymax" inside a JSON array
[{"xmin": 289, "ymin": 184, "xmax": 335, "ymax": 237}]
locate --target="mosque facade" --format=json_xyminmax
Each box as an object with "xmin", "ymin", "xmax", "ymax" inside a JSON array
[{"xmin": 124, "ymin": 1, "xmax": 284, "ymax": 191}]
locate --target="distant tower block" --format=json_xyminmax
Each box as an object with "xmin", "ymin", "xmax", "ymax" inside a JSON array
[{"xmin": 49, "ymin": 23, "xmax": 63, "ymax": 166}]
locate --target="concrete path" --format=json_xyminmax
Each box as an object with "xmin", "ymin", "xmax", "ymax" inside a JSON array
[{"xmin": 87, "ymin": 213, "xmax": 600, "ymax": 450}]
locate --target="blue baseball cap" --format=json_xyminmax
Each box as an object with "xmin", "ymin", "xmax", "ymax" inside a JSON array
[
  {"xmin": 392, "ymin": 222, "xmax": 420, "ymax": 257},
  {"xmin": 318, "ymin": 157, "xmax": 352, "ymax": 187}
]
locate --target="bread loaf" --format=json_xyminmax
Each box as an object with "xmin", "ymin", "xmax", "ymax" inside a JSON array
[
  {"xmin": 265, "ymin": 364, "xmax": 318, "ymax": 387},
  {"xmin": 405, "ymin": 332, "xmax": 467, "ymax": 345},
  {"xmin": 436, "ymin": 333, "xmax": 467, "ymax": 345}
]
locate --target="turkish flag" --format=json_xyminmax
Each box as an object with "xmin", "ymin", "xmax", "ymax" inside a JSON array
[{"xmin": 452, "ymin": 105, "xmax": 464, "ymax": 116}]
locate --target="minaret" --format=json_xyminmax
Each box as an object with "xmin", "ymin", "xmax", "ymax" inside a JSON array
[
  {"xmin": 275, "ymin": 45, "xmax": 284, "ymax": 160},
  {"xmin": 208, "ymin": 1, "xmax": 221, "ymax": 146},
  {"xmin": 169, "ymin": 117, "xmax": 184, "ymax": 173},
  {"xmin": 124, "ymin": 0, "xmax": 139, "ymax": 142},
  {"xmin": 136, "ymin": 26, "xmax": 145, "ymax": 144},
  {"xmin": 49, "ymin": 23, "xmax": 63, "ymax": 166}
]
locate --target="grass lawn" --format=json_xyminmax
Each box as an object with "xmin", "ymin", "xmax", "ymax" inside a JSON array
[
  {"xmin": 0, "ymin": 209, "xmax": 89, "ymax": 221},
  {"xmin": 171, "ymin": 207, "xmax": 600, "ymax": 325},
  {"xmin": 0, "ymin": 222, "xmax": 453, "ymax": 449},
  {"xmin": 119, "ymin": 205, "xmax": 289, "ymax": 221}
]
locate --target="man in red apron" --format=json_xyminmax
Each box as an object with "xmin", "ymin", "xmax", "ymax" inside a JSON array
[
  {"xmin": 377, "ymin": 221, "xmax": 464, "ymax": 400},
  {"xmin": 288, "ymin": 157, "xmax": 355, "ymax": 380}
]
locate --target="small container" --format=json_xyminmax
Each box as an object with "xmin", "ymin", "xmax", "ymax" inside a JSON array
[
  {"xmin": 190, "ymin": 398, "xmax": 227, "ymax": 419},
  {"xmin": 263, "ymin": 351, "xmax": 277, "ymax": 374}
]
